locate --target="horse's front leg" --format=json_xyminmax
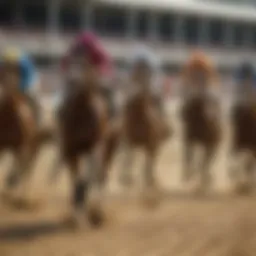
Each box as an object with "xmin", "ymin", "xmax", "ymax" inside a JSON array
[
  {"xmin": 144, "ymin": 147, "xmax": 158, "ymax": 189},
  {"xmin": 67, "ymin": 155, "xmax": 89, "ymax": 227},
  {"xmin": 87, "ymin": 143, "xmax": 106, "ymax": 226},
  {"xmin": 200, "ymin": 144, "xmax": 217, "ymax": 191},
  {"xmin": 49, "ymin": 150, "xmax": 63, "ymax": 184},
  {"xmin": 182, "ymin": 138, "xmax": 194, "ymax": 183},
  {"xmin": 3, "ymin": 146, "xmax": 37, "ymax": 208},
  {"xmin": 118, "ymin": 142, "xmax": 135, "ymax": 187}
]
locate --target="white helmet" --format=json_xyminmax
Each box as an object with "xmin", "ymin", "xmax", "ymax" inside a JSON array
[{"xmin": 130, "ymin": 45, "xmax": 159, "ymax": 71}]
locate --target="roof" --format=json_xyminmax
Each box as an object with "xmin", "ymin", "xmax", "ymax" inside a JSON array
[{"xmin": 95, "ymin": 0, "xmax": 256, "ymax": 22}]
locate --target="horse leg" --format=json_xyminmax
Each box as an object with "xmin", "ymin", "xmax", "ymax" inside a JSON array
[
  {"xmin": 67, "ymin": 155, "xmax": 88, "ymax": 227},
  {"xmin": 228, "ymin": 146, "xmax": 242, "ymax": 185},
  {"xmin": 242, "ymin": 154, "xmax": 256, "ymax": 193},
  {"xmin": 182, "ymin": 139, "xmax": 194, "ymax": 183},
  {"xmin": 49, "ymin": 151, "xmax": 63, "ymax": 184},
  {"xmin": 144, "ymin": 147, "xmax": 158, "ymax": 189},
  {"xmin": 3, "ymin": 147, "xmax": 38, "ymax": 208},
  {"xmin": 200, "ymin": 144, "xmax": 216, "ymax": 191},
  {"xmin": 118, "ymin": 143, "xmax": 134, "ymax": 187},
  {"xmin": 5, "ymin": 153, "xmax": 22, "ymax": 189},
  {"xmin": 87, "ymin": 145, "xmax": 106, "ymax": 226}
]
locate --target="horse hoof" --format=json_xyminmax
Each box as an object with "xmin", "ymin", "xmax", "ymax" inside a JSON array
[{"xmin": 87, "ymin": 206, "xmax": 105, "ymax": 228}]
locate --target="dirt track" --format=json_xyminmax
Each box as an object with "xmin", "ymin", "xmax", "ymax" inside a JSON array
[{"xmin": 0, "ymin": 99, "xmax": 256, "ymax": 256}]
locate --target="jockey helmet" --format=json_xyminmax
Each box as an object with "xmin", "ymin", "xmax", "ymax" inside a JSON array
[
  {"xmin": 130, "ymin": 46, "xmax": 159, "ymax": 71},
  {"xmin": 0, "ymin": 47, "xmax": 36, "ymax": 92},
  {"xmin": 187, "ymin": 51, "xmax": 213, "ymax": 71},
  {"xmin": 0, "ymin": 47, "xmax": 22, "ymax": 66},
  {"xmin": 63, "ymin": 31, "xmax": 112, "ymax": 75}
]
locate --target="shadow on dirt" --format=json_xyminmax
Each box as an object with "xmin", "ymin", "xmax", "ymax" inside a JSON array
[{"xmin": 0, "ymin": 221, "xmax": 70, "ymax": 241}]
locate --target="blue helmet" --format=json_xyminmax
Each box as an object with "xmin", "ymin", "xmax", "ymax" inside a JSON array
[{"xmin": 0, "ymin": 47, "xmax": 36, "ymax": 92}]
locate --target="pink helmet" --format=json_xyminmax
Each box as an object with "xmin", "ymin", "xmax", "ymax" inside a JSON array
[{"xmin": 62, "ymin": 31, "xmax": 112, "ymax": 76}]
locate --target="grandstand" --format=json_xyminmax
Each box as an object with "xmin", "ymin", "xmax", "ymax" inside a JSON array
[{"xmin": 0, "ymin": 0, "xmax": 256, "ymax": 73}]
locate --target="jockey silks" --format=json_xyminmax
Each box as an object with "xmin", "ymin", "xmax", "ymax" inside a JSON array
[
  {"xmin": 0, "ymin": 49, "xmax": 38, "ymax": 93},
  {"xmin": 62, "ymin": 32, "xmax": 112, "ymax": 77}
]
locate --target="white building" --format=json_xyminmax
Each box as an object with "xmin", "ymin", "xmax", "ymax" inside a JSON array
[{"xmin": 0, "ymin": 0, "xmax": 256, "ymax": 73}]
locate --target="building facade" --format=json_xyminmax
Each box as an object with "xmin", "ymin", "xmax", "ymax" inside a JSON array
[{"xmin": 0, "ymin": 0, "xmax": 256, "ymax": 72}]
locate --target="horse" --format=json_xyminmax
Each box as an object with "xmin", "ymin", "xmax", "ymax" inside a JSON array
[
  {"xmin": 229, "ymin": 85, "xmax": 256, "ymax": 193},
  {"xmin": 180, "ymin": 53, "xmax": 222, "ymax": 192},
  {"xmin": 56, "ymin": 77, "xmax": 117, "ymax": 227},
  {"xmin": 117, "ymin": 82, "xmax": 171, "ymax": 202},
  {"xmin": 0, "ymin": 85, "xmax": 52, "ymax": 208}
]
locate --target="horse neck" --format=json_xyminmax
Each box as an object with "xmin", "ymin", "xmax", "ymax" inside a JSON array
[
  {"xmin": 64, "ymin": 85, "xmax": 97, "ymax": 112},
  {"xmin": 126, "ymin": 91, "xmax": 153, "ymax": 116}
]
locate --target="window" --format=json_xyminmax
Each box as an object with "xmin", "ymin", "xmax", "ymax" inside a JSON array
[
  {"xmin": 183, "ymin": 16, "xmax": 200, "ymax": 45},
  {"xmin": 252, "ymin": 26, "xmax": 256, "ymax": 48},
  {"xmin": 208, "ymin": 20, "xmax": 224, "ymax": 45},
  {"xmin": 233, "ymin": 23, "xmax": 247, "ymax": 47},
  {"xmin": 136, "ymin": 11, "xmax": 149, "ymax": 39},
  {"xmin": 157, "ymin": 13, "xmax": 175, "ymax": 41},
  {"xmin": 93, "ymin": 6, "xmax": 128, "ymax": 36},
  {"xmin": 59, "ymin": 3, "xmax": 81, "ymax": 31},
  {"xmin": 23, "ymin": 2, "xmax": 47, "ymax": 28},
  {"xmin": 0, "ymin": 1, "xmax": 14, "ymax": 25}
]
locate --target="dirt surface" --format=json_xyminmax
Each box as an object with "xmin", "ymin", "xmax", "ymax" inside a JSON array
[{"xmin": 0, "ymin": 99, "xmax": 256, "ymax": 256}]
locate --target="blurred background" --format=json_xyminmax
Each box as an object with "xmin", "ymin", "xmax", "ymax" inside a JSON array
[{"xmin": 1, "ymin": 0, "xmax": 256, "ymax": 79}]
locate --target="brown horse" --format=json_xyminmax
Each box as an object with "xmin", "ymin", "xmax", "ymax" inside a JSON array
[
  {"xmin": 180, "ymin": 52, "xmax": 221, "ymax": 192},
  {"xmin": 56, "ymin": 78, "xmax": 116, "ymax": 227},
  {"xmin": 0, "ymin": 87, "xmax": 52, "ymax": 207},
  {"xmin": 229, "ymin": 91, "xmax": 256, "ymax": 193},
  {"xmin": 117, "ymin": 83, "xmax": 170, "ymax": 200}
]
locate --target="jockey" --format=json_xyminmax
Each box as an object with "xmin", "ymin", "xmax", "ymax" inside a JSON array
[
  {"xmin": 181, "ymin": 51, "xmax": 218, "ymax": 97},
  {"xmin": 0, "ymin": 47, "xmax": 40, "ymax": 122},
  {"xmin": 130, "ymin": 46, "xmax": 160, "ymax": 88},
  {"xmin": 129, "ymin": 46, "xmax": 164, "ymax": 112},
  {"xmin": 61, "ymin": 31, "xmax": 115, "ymax": 116}
]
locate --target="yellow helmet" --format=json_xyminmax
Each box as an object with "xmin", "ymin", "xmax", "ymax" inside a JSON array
[{"xmin": 1, "ymin": 47, "xmax": 22, "ymax": 64}]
